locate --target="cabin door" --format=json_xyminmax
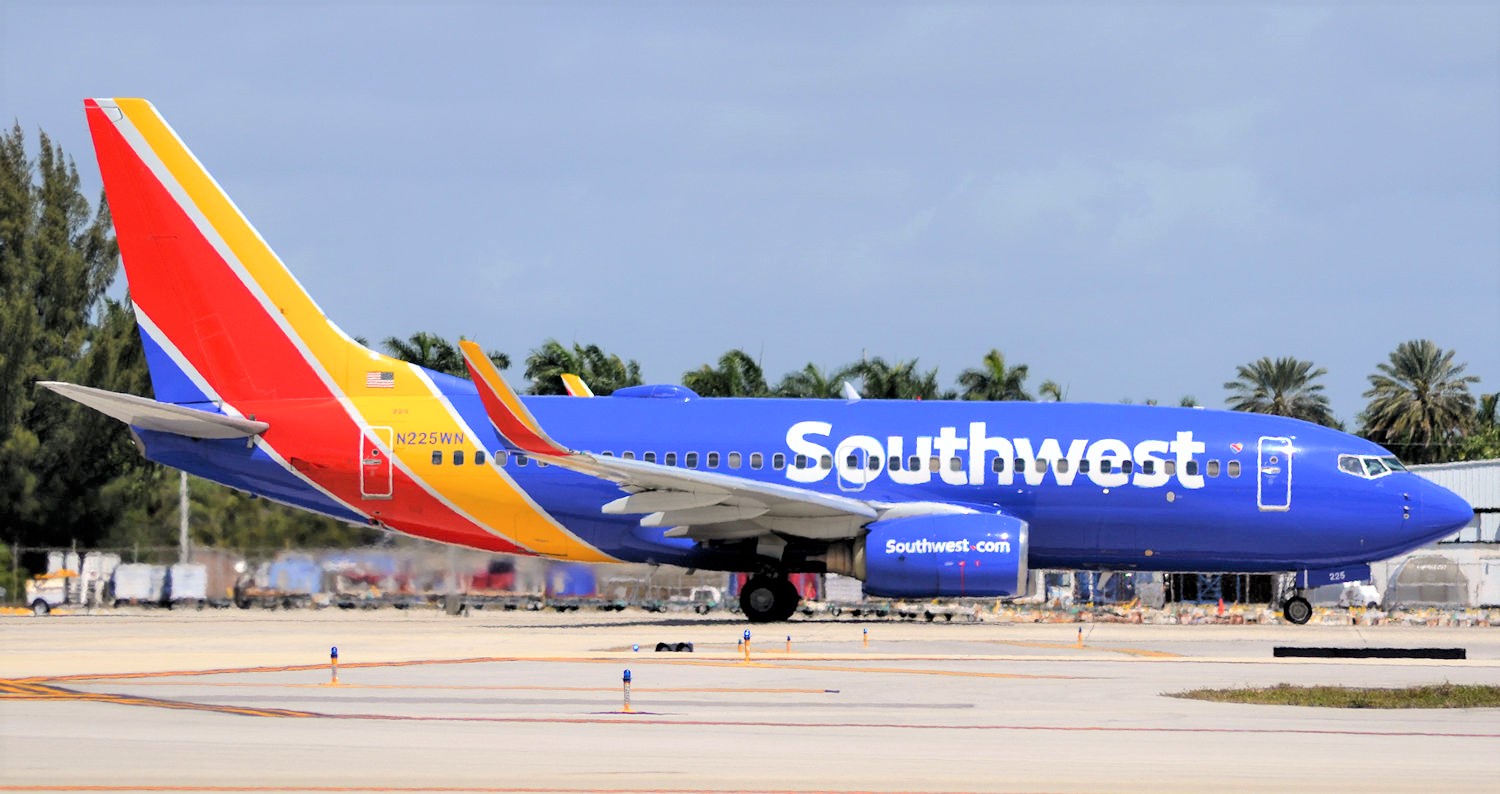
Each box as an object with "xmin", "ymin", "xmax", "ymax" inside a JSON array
[
  {"xmin": 360, "ymin": 426, "xmax": 394, "ymax": 499},
  {"xmin": 1256, "ymin": 436, "xmax": 1292, "ymax": 512}
]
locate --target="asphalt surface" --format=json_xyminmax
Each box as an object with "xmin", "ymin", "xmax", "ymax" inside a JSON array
[{"xmin": 2, "ymin": 609, "xmax": 1498, "ymax": 792}]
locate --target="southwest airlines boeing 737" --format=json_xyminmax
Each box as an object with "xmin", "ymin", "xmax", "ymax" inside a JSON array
[{"xmin": 43, "ymin": 98, "xmax": 1474, "ymax": 624}]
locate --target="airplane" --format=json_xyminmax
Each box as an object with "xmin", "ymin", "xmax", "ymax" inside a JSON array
[{"xmin": 42, "ymin": 98, "xmax": 1474, "ymax": 624}]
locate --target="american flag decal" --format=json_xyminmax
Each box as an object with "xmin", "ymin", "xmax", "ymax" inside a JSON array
[{"xmin": 365, "ymin": 371, "xmax": 395, "ymax": 389}]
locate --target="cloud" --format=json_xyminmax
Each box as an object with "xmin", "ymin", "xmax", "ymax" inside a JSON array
[{"xmin": 976, "ymin": 159, "xmax": 1266, "ymax": 252}]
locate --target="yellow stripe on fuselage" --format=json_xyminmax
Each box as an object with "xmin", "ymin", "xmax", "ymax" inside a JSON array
[{"xmin": 115, "ymin": 99, "xmax": 611, "ymax": 562}]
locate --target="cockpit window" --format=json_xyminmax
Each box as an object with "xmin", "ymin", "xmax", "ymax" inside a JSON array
[{"xmin": 1339, "ymin": 453, "xmax": 1405, "ymax": 479}]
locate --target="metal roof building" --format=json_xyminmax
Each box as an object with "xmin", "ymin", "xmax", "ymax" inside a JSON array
[{"xmin": 1411, "ymin": 458, "xmax": 1500, "ymax": 543}]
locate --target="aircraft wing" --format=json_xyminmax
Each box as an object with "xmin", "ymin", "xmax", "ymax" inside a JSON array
[{"xmin": 460, "ymin": 342, "xmax": 963, "ymax": 543}]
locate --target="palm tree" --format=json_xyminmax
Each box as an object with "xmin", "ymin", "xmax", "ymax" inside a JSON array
[
  {"xmin": 775, "ymin": 363, "xmax": 853, "ymax": 398},
  {"xmin": 847, "ymin": 357, "xmax": 941, "ymax": 400},
  {"xmin": 957, "ymin": 349, "xmax": 1033, "ymax": 401},
  {"xmin": 681, "ymin": 349, "xmax": 769, "ymax": 397},
  {"xmin": 1038, "ymin": 380, "xmax": 1066, "ymax": 402},
  {"xmin": 1222, "ymin": 356, "xmax": 1336, "ymax": 426},
  {"xmin": 524, "ymin": 339, "xmax": 642, "ymax": 395},
  {"xmin": 382, "ymin": 332, "xmax": 508, "ymax": 378},
  {"xmin": 1360, "ymin": 339, "xmax": 1478, "ymax": 463}
]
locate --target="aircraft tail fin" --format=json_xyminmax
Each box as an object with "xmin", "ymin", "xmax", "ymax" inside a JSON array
[{"xmin": 84, "ymin": 98, "xmax": 383, "ymax": 406}]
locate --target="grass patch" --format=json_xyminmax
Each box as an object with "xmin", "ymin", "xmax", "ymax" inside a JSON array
[{"xmin": 1175, "ymin": 683, "xmax": 1500, "ymax": 709}]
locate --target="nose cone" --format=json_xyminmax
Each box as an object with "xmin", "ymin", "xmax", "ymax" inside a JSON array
[{"xmin": 1420, "ymin": 481, "xmax": 1474, "ymax": 537}]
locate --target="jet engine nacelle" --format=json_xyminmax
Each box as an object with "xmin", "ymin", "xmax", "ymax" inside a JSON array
[{"xmin": 822, "ymin": 513, "xmax": 1030, "ymax": 598}]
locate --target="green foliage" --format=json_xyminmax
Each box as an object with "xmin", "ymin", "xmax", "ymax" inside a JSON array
[
  {"xmin": 958, "ymin": 349, "xmax": 1033, "ymax": 401},
  {"xmin": 682, "ymin": 349, "xmax": 769, "ymax": 397},
  {"xmin": 1223, "ymin": 356, "xmax": 1338, "ymax": 427},
  {"xmin": 0, "ymin": 124, "xmax": 139, "ymax": 549},
  {"xmin": 1360, "ymin": 340, "xmax": 1478, "ymax": 464},
  {"xmin": 0, "ymin": 542, "xmax": 20, "ymax": 603},
  {"xmin": 524, "ymin": 339, "xmax": 642, "ymax": 395},
  {"xmin": 846, "ymin": 357, "xmax": 941, "ymax": 400},
  {"xmin": 381, "ymin": 331, "xmax": 508, "ymax": 377},
  {"xmin": 102, "ymin": 473, "xmax": 381, "ymax": 554},
  {"xmin": 1176, "ymin": 683, "xmax": 1500, "ymax": 709},
  {"xmin": 774, "ymin": 363, "xmax": 854, "ymax": 399}
]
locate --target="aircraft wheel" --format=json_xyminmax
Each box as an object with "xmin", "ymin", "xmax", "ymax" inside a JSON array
[
  {"xmin": 740, "ymin": 576, "xmax": 800, "ymax": 623},
  {"xmin": 1282, "ymin": 596, "xmax": 1313, "ymax": 625}
]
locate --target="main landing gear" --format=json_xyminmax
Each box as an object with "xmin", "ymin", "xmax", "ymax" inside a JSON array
[
  {"xmin": 740, "ymin": 575, "xmax": 801, "ymax": 623},
  {"xmin": 1281, "ymin": 593, "xmax": 1313, "ymax": 625}
]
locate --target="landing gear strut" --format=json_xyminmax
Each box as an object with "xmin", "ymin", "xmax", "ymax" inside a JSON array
[
  {"xmin": 740, "ymin": 575, "xmax": 800, "ymax": 623},
  {"xmin": 1282, "ymin": 594, "xmax": 1312, "ymax": 625}
]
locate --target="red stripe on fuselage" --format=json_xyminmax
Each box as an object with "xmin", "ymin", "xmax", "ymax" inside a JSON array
[{"xmin": 86, "ymin": 105, "xmax": 524, "ymax": 554}]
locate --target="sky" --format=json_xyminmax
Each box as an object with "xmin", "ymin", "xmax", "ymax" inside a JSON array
[{"xmin": 3, "ymin": 2, "xmax": 1497, "ymax": 423}]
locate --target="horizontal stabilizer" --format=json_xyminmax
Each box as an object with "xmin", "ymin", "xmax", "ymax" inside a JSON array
[{"xmin": 37, "ymin": 381, "xmax": 268, "ymax": 439}]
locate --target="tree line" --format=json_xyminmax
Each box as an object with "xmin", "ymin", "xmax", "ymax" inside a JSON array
[
  {"xmin": 388, "ymin": 332, "xmax": 1496, "ymax": 467},
  {"xmin": 1, "ymin": 125, "xmax": 1494, "ymax": 563}
]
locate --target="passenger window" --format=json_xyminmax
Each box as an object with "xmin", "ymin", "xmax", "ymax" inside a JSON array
[
  {"xmin": 1207, "ymin": 460, "xmax": 1220, "ymax": 477},
  {"xmin": 929, "ymin": 457, "xmax": 941, "ymax": 472},
  {"xmin": 1034, "ymin": 459, "xmax": 1046, "ymax": 473},
  {"xmin": 1056, "ymin": 459, "xmax": 1070, "ymax": 474},
  {"xmin": 453, "ymin": 450, "xmax": 465, "ymax": 466},
  {"xmin": 475, "ymin": 450, "xmax": 486, "ymax": 465},
  {"xmin": 750, "ymin": 452, "xmax": 763, "ymax": 469},
  {"xmin": 908, "ymin": 455, "xmax": 920, "ymax": 472},
  {"xmin": 601, "ymin": 451, "xmax": 614, "ymax": 457},
  {"xmin": 728, "ymin": 452, "xmax": 742, "ymax": 469},
  {"xmin": 495, "ymin": 451, "xmax": 508, "ymax": 467},
  {"xmin": 794, "ymin": 454, "xmax": 808, "ymax": 469},
  {"xmin": 1142, "ymin": 460, "xmax": 1155, "ymax": 475},
  {"xmin": 686, "ymin": 452, "xmax": 699, "ymax": 468},
  {"xmin": 890, "ymin": 456, "xmax": 902, "ymax": 472},
  {"xmin": 516, "ymin": 453, "xmax": 528, "ymax": 467},
  {"xmin": 664, "ymin": 452, "xmax": 677, "ymax": 466},
  {"xmin": 708, "ymin": 452, "xmax": 721, "ymax": 468},
  {"xmin": 950, "ymin": 457, "xmax": 963, "ymax": 472},
  {"xmin": 1121, "ymin": 460, "xmax": 1134, "ymax": 474},
  {"xmin": 643, "ymin": 452, "xmax": 657, "ymax": 463},
  {"xmin": 820, "ymin": 454, "xmax": 832, "ymax": 470},
  {"xmin": 622, "ymin": 451, "xmax": 635, "ymax": 460},
  {"xmin": 1079, "ymin": 459, "xmax": 1091, "ymax": 474},
  {"xmin": 1227, "ymin": 460, "xmax": 1241, "ymax": 478},
  {"xmin": 868, "ymin": 456, "xmax": 880, "ymax": 471},
  {"xmin": 772, "ymin": 453, "xmax": 785, "ymax": 470},
  {"xmin": 991, "ymin": 457, "xmax": 1005, "ymax": 473},
  {"xmin": 845, "ymin": 454, "xmax": 859, "ymax": 469},
  {"xmin": 431, "ymin": 451, "xmax": 442, "ymax": 465},
  {"xmin": 1013, "ymin": 458, "xmax": 1024, "ymax": 473},
  {"xmin": 1186, "ymin": 460, "xmax": 1199, "ymax": 477},
  {"xmin": 1164, "ymin": 460, "xmax": 1176, "ymax": 476},
  {"xmin": 1100, "ymin": 460, "xmax": 1113, "ymax": 474}
]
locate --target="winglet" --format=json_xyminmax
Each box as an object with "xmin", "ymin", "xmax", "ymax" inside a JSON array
[
  {"xmin": 560, "ymin": 373, "xmax": 594, "ymax": 397},
  {"xmin": 460, "ymin": 340, "xmax": 570, "ymax": 457}
]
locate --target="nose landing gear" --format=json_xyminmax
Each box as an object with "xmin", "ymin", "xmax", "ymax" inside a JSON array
[
  {"xmin": 740, "ymin": 575, "xmax": 801, "ymax": 623},
  {"xmin": 1281, "ymin": 593, "xmax": 1313, "ymax": 625}
]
